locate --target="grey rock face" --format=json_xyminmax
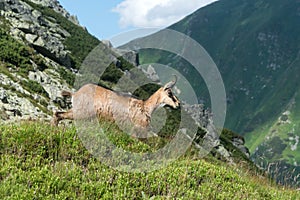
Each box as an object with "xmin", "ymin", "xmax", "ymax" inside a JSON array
[
  {"xmin": 0, "ymin": 0, "xmax": 79, "ymax": 123},
  {"xmin": 140, "ymin": 65, "xmax": 160, "ymax": 82},
  {"xmin": 0, "ymin": 87, "xmax": 46, "ymax": 121},
  {"xmin": 1, "ymin": 0, "xmax": 74, "ymax": 67},
  {"xmin": 183, "ymin": 103, "xmax": 250, "ymax": 161},
  {"xmin": 232, "ymin": 137, "xmax": 250, "ymax": 158},
  {"xmin": 28, "ymin": 0, "xmax": 80, "ymax": 25}
]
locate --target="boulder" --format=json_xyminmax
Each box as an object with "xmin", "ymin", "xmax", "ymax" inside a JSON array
[{"xmin": 0, "ymin": 90, "xmax": 9, "ymax": 104}]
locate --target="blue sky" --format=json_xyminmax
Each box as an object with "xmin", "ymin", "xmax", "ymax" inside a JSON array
[{"xmin": 58, "ymin": 0, "xmax": 217, "ymax": 41}]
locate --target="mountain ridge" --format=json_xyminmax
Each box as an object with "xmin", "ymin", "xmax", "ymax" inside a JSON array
[{"xmin": 136, "ymin": 0, "xmax": 300, "ymax": 186}]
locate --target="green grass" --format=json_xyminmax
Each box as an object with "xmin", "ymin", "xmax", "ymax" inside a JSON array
[
  {"xmin": 0, "ymin": 122, "xmax": 298, "ymax": 199},
  {"xmin": 245, "ymin": 103, "xmax": 300, "ymax": 164},
  {"xmin": 245, "ymin": 121, "xmax": 273, "ymax": 153},
  {"xmin": 244, "ymin": 103, "xmax": 300, "ymax": 186},
  {"xmin": 0, "ymin": 28, "xmax": 34, "ymax": 75}
]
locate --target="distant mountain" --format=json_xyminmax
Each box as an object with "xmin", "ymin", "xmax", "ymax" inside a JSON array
[{"xmin": 135, "ymin": 0, "xmax": 300, "ymax": 186}]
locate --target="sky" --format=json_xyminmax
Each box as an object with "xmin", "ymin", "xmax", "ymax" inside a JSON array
[{"xmin": 58, "ymin": 0, "xmax": 218, "ymax": 41}]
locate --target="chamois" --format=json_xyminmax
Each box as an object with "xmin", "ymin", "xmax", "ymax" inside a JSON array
[{"xmin": 51, "ymin": 76, "xmax": 180, "ymax": 137}]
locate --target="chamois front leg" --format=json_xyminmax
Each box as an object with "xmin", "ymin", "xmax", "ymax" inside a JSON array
[{"xmin": 51, "ymin": 109, "xmax": 74, "ymax": 126}]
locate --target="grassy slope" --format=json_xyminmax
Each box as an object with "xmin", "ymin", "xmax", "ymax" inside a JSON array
[
  {"xmin": 0, "ymin": 122, "xmax": 299, "ymax": 199},
  {"xmin": 244, "ymin": 88, "xmax": 300, "ymax": 186}
]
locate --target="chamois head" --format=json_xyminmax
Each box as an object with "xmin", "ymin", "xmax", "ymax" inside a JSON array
[{"xmin": 157, "ymin": 75, "xmax": 180, "ymax": 109}]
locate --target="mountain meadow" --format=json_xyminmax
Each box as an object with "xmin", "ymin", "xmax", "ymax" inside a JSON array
[
  {"xmin": 0, "ymin": 122, "xmax": 299, "ymax": 199},
  {"xmin": 0, "ymin": 0, "xmax": 300, "ymax": 199}
]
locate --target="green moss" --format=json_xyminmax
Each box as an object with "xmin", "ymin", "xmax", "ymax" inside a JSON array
[
  {"xmin": 21, "ymin": 79, "xmax": 49, "ymax": 98},
  {"xmin": 100, "ymin": 63, "xmax": 124, "ymax": 84},
  {"xmin": 57, "ymin": 67, "xmax": 75, "ymax": 86},
  {"xmin": 0, "ymin": 29, "xmax": 32, "ymax": 70}
]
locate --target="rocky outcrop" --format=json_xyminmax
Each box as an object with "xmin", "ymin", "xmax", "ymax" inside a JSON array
[
  {"xmin": 0, "ymin": 0, "xmax": 137, "ymax": 123},
  {"xmin": 183, "ymin": 103, "xmax": 250, "ymax": 162},
  {"xmin": 104, "ymin": 40, "xmax": 139, "ymax": 67},
  {"xmin": 29, "ymin": 0, "xmax": 80, "ymax": 25},
  {"xmin": 139, "ymin": 65, "xmax": 160, "ymax": 82},
  {"xmin": 1, "ymin": 0, "xmax": 75, "ymax": 67},
  {"xmin": 0, "ymin": 0, "xmax": 79, "ymax": 122},
  {"xmin": 232, "ymin": 136, "xmax": 250, "ymax": 158},
  {"xmin": 0, "ymin": 86, "xmax": 48, "ymax": 121},
  {"xmin": 183, "ymin": 104, "xmax": 211, "ymax": 128},
  {"xmin": 0, "ymin": 67, "xmax": 70, "ymax": 122}
]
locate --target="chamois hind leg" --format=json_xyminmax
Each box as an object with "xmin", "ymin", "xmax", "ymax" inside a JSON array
[{"xmin": 51, "ymin": 109, "xmax": 74, "ymax": 126}]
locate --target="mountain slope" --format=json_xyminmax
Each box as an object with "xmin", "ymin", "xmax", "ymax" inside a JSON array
[
  {"xmin": 1, "ymin": 122, "xmax": 299, "ymax": 199},
  {"xmin": 0, "ymin": 0, "xmax": 134, "ymax": 122},
  {"xmin": 136, "ymin": 0, "xmax": 300, "ymax": 186}
]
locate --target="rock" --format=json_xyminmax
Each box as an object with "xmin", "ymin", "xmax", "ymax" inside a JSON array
[
  {"xmin": 232, "ymin": 137, "xmax": 250, "ymax": 158},
  {"xmin": 123, "ymin": 50, "xmax": 139, "ymax": 66},
  {"xmin": 113, "ymin": 48, "xmax": 139, "ymax": 66},
  {"xmin": 32, "ymin": 9, "xmax": 41, "ymax": 19},
  {"xmin": 0, "ymin": 0, "xmax": 85, "ymax": 123},
  {"xmin": 216, "ymin": 145, "xmax": 231, "ymax": 159},
  {"xmin": 0, "ymin": 90, "xmax": 9, "ymax": 104},
  {"xmin": 0, "ymin": 87, "xmax": 43, "ymax": 121},
  {"xmin": 182, "ymin": 103, "xmax": 211, "ymax": 128},
  {"xmin": 2, "ymin": 0, "xmax": 73, "ymax": 67},
  {"xmin": 232, "ymin": 137, "xmax": 245, "ymax": 146},
  {"xmin": 29, "ymin": 0, "xmax": 80, "ymax": 26},
  {"xmin": 25, "ymin": 33, "xmax": 38, "ymax": 43},
  {"xmin": 0, "ymin": 107, "xmax": 9, "ymax": 120},
  {"xmin": 28, "ymin": 70, "xmax": 71, "ymax": 100},
  {"xmin": 16, "ymin": 21, "xmax": 33, "ymax": 33},
  {"xmin": 102, "ymin": 40, "xmax": 113, "ymax": 48},
  {"xmin": 140, "ymin": 65, "xmax": 160, "ymax": 82},
  {"xmin": 182, "ymin": 102, "xmax": 251, "ymax": 162}
]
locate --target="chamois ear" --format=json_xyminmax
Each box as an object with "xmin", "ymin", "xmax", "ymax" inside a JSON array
[{"xmin": 163, "ymin": 75, "xmax": 177, "ymax": 90}]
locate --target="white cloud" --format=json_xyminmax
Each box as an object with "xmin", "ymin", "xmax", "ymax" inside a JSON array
[{"xmin": 112, "ymin": 0, "xmax": 218, "ymax": 28}]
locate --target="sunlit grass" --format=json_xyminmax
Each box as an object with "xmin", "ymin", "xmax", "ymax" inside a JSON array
[{"xmin": 0, "ymin": 121, "xmax": 299, "ymax": 199}]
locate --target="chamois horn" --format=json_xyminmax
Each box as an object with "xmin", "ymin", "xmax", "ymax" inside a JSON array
[{"xmin": 164, "ymin": 75, "xmax": 177, "ymax": 89}]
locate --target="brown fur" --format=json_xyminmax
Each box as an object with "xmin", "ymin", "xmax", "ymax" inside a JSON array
[{"xmin": 51, "ymin": 77, "xmax": 180, "ymax": 137}]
